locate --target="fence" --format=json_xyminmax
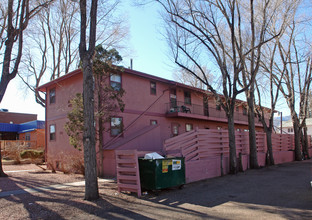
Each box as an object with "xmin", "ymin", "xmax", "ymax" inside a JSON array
[
  {"xmin": 0, "ymin": 140, "xmax": 41, "ymax": 159},
  {"xmin": 163, "ymin": 128, "xmax": 310, "ymax": 183}
]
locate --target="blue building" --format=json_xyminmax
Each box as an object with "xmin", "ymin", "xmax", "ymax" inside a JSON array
[{"xmin": 0, "ymin": 120, "xmax": 45, "ymax": 140}]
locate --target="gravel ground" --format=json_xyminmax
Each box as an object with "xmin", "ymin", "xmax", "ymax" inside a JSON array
[{"xmin": 0, "ymin": 161, "xmax": 312, "ymax": 219}]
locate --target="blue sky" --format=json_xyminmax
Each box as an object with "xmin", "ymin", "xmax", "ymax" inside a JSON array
[
  {"xmin": 0, "ymin": 1, "xmax": 291, "ymax": 120},
  {"xmin": 0, "ymin": 1, "xmax": 173, "ymax": 120}
]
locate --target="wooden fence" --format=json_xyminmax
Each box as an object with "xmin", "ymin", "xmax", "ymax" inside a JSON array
[{"xmin": 163, "ymin": 128, "xmax": 311, "ymax": 184}]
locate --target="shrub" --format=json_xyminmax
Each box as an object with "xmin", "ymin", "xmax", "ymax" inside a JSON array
[
  {"xmin": 4, "ymin": 143, "xmax": 24, "ymax": 163},
  {"xmin": 20, "ymin": 149, "xmax": 44, "ymax": 164},
  {"xmin": 61, "ymin": 155, "xmax": 85, "ymax": 175}
]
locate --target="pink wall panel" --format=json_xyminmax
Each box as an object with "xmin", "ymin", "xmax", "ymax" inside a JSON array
[
  {"xmin": 274, "ymin": 151, "xmax": 294, "ymax": 164},
  {"xmin": 242, "ymin": 154, "xmax": 249, "ymax": 171},
  {"xmin": 257, "ymin": 152, "xmax": 266, "ymax": 167},
  {"xmin": 185, "ymin": 157, "xmax": 221, "ymax": 183},
  {"xmin": 103, "ymin": 150, "xmax": 117, "ymax": 177}
]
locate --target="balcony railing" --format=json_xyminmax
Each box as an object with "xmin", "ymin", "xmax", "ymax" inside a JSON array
[{"xmin": 165, "ymin": 101, "xmax": 267, "ymax": 124}]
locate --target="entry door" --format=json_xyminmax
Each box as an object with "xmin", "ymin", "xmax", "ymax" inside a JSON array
[{"xmin": 170, "ymin": 88, "xmax": 177, "ymax": 108}]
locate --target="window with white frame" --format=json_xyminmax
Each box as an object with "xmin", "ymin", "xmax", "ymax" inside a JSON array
[
  {"xmin": 111, "ymin": 117, "xmax": 123, "ymax": 136},
  {"xmin": 110, "ymin": 73, "xmax": 121, "ymax": 91},
  {"xmin": 50, "ymin": 124, "xmax": 56, "ymax": 141}
]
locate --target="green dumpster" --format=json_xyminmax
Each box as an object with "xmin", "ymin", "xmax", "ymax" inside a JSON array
[{"xmin": 139, "ymin": 157, "xmax": 185, "ymax": 190}]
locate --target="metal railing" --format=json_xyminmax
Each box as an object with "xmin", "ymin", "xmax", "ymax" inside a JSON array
[{"xmin": 165, "ymin": 101, "xmax": 268, "ymax": 124}]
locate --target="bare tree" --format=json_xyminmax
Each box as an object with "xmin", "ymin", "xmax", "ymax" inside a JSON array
[
  {"xmin": 273, "ymin": 19, "xmax": 312, "ymax": 161},
  {"xmin": 19, "ymin": 0, "xmax": 128, "ymax": 107},
  {"xmin": 156, "ymin": 0, "xmax": 293, "ymax": 173},
  {"xmin": 173, "ymin": 66, "xmax": 212, "ymax": 90},
  {"xmin": 0, "ymin": 0, "xmax": 52, "ymax": 177},
  {"xmin": 255, "ymin": 39, "xmax": 285, "ymax": 165},
  {"xmin": 0, "ymin": 0, "xmax": 52, "ymax": 102},
  {"xmin": 238, "ymin": 0, "xmax": 297, "ymax": 169},
  {"xmin": 79, "ymin": 0, "xmax": 99, "ymax": 200}
]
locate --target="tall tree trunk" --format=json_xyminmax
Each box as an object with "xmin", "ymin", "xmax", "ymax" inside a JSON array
[
  {"xmin": 303, "ymin": 126, "xmax": 310, "ymax": 159},
  {"xmin": 79, "ymin": 0, "xmax": 99, "ymax": 201},
  {"xmin": 0, "ymin": 75, "xmax": 11, "ymax": 103},
  {"xmin": 0, "ymin": 142, "xmax": 8, "ymax": 177},
  {"xmin": 82, "ymin": 58, "xmax": 99, "ymax": 200},
  {"xmin": 293, "ymin": 118, "xmax": 302, "ymax": 161},
  {"xmin": 247, "ymin": 88, "xmax": 259, "ymax": 169},
  {"xmin": 265, "ymin": 130, "xmax": 274, "ymax": 165},
  {"xmin": 227, "ymin": 112, "xmax": 237, "ymax": 174}
]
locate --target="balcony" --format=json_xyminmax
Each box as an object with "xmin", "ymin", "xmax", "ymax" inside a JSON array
[{"xmin": 165, "ymin": 101, "xmax": 266, "ymax": 126}]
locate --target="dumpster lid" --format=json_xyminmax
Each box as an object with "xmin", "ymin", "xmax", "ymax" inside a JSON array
[{"xmin": 144, "ymin": 152, "xmax": 164, "ymax": 159}]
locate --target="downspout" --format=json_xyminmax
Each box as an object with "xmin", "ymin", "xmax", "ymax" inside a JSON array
[
  {"xmin": 44, "ymin": 91, "xmax": 48, "ymax": 164},
  {"xmin": 103, "ymin": 88, "xmax": 170, "ymax": 149}
]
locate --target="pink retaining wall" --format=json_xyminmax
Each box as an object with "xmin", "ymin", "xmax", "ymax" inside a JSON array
[
  {"xmin": 257, "ymin": 152, "xmax": 266, "ymax": 167},
  {"xmin": 185, "ymin": 158, "xmax": 221, "ymax": 183},
  {"xmin": 164, "ymin": 129, "xmax": 312, "ymax": 184},
  {"xmin": 274, "ymin": 151, "xmax": 294, "ymax": 164}
]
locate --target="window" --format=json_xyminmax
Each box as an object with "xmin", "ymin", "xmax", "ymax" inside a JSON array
[
  {"xmin": 216, "ymin": 103, "xmax": 221, "ymax": 111},
  {"xmin": 288, "ymin": 128, "xmax": 293, "ymax": 133},
  {"xmin": 111, "ymin": 117, "xmax": 123, "ymax": 136},
  {"xmin": 110, "ymin": 73, "xmax": 121, "ymax": 91},
  {"xmin": 49, "ymin": 88, "xmax": 56, "ymax": 104},
  {"xmin": 25, "ymin": 132, "xmax": 30, "ymax": 141},
  {"xmin": 185, "ymin": 123, "xmax": 193, "ymax": 132},
  {"xmin": 170, "ymin": 89, "xmax": 177, "ymax": 109},
  {"xmin": 150, "ymin": 120, "xmax": 157, "ymax": 125},
  {"xmin": 236, "ymin": 106, "xmax": 239, "ymax": 112},
  {"xmin": 243, "ymin": 106, "xmax": 247, "ymax": 115},
  {"xmin": 172, "ymin": 123, "xmax": 179, "ymax": 136},
  {"xmin": 184, "ymin": 91, "xmax": 191, "ymax": 105},
  {"xmin": 50, "ymin": 124, "xmax": 56, "ymax": 141},
  {"xmin": 150, "ymin": 81, "xmax": 156, "ymax": 95}
]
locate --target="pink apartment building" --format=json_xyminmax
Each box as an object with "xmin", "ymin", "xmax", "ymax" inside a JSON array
[{"xmin": 38, "ymin": 68, "xmax": 270, "ymax": 176}]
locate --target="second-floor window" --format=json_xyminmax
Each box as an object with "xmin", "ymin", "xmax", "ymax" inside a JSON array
[
  {"xmin": 111, "ymin": 117, "xmax": 123, "ymax": 136},
  {"xmin": 243, "ymin": 106, "xmax": 247, "ymax": 115},
  {"xmin": 216, "ymin": 103, "xmax": 221, "ymax": 111},
  {"xmin": 50, "ymin": 124, "xmax": 56, "ymax": 141},
  {"xmin": 110, "ymin": 73, "xmax": 121, "ymax": 91},
  {"xmin": 150, "ymin": 81, "xmax": 156, "ymax": 95},
  {"xmin": 50, "ymin": 88, "xmax": 56, "ymax": 104},
  {"xmin": 184, "ymin": 91, "xmax": 191, "ymax": 105}
]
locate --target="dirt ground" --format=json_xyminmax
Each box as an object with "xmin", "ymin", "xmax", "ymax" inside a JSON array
[{"xmin": 0, "ymin": 160, "xmax": 312, "ymax": 220}]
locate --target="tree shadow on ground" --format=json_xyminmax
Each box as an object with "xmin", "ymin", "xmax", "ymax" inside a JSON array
[
  {"xmin": 139, "ymin": 160, "xmax": 312, "ymax": 219},
  {"xmin": 1, "ymin": 180, "xmax": 152, "ymax": 219},
  {"xmin": 1, "ymin": 160, "xmax": 312, "ymax": 219}
]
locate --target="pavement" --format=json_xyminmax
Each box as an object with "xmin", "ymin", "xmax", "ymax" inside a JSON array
[
  {"xmin": 0, "ymin": 178, "xmax": 110, "ymax": 198},
  {"xmin": 1, "ymin": 160, "xmax": 312, "ymax": 219}
]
